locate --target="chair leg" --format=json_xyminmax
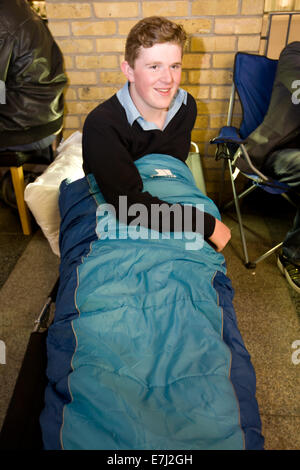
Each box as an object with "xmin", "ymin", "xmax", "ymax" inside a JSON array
[
  {"xmin": 218, "ymin": 159, "xmax": 227, "ymax": 207},
  {"xmin": 228, "ymin": 161, "xmax": 254, "ymax": 267},
  {"xmin": 10, "ymin": 166, "xmax": 32, "ymax": 235},
  {"xmin": 223, "ymin": 184, "xmax": 257, "ymax": 211}
]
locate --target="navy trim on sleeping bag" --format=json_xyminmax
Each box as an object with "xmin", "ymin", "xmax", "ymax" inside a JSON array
[
  {"xmin": 213, "ymin": 272, "xmax": 264, "ymax": 450},
  {"xmin": 40, "ymin": 154, "xmax": 264, "ymax": 450},
  {"xmin": 40, "ymin": 177, "xmax": 99, "ymax": 450}
]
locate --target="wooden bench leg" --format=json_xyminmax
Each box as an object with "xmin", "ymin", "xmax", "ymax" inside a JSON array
[{"xmin": 10, "ymin": 166, "xmax": 32, "ymax": 235}]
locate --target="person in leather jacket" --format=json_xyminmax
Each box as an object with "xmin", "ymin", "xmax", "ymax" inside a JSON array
[{"xmin": 0, "ymin": 0, "xmax": 67, "ymax": 151}]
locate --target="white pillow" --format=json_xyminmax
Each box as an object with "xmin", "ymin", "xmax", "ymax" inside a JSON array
[{"xmin": 24, "ymin": 131, "xmax": 84, "ymax": 256}]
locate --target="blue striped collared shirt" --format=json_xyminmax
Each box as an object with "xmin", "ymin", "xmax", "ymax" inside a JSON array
[{"xmin": 116, "ymin": 82, "xmax": 187, "ymax": 131}]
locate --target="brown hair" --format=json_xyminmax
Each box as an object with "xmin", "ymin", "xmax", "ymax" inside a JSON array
[{"xmin": 125, "ymin": 16, "xmax": 187, "ymax": 67}]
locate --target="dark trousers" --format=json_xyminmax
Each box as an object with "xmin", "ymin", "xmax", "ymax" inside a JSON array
[
  {"xmin": 3, "ymin": 134, "xmax": 55, "ymax": 153},
  {"xmin": 262, "ymin": 148, "xmax": 300, "ymax": 264}
]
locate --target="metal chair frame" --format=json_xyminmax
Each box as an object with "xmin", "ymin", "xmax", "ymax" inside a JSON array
[{"xmin": 214, "ymin": 81, "xmax": 296, "ymax": 269}]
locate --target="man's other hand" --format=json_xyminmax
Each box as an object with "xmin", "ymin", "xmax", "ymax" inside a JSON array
[{"xmin": 209, "ymin": 218, "xmax": 231, "ymax": 252}]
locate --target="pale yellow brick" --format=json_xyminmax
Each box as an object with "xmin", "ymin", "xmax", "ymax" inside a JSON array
[
  {"xmin": 258, "ymin": 39, "xmax": 266, "ymax": 56},
  {"xmin": 210, "ymin": 115, "xmax": 241, "ymax": 129},
  {"xmin": 191, "ymin": 36, "xmax": 236, "ymax": 52},
  {"xmin": 93, "ymin": 2, "xmax": 139, "ymax": 18},
  {"xmin": 192, "ymin": 0, "xmax": 238, "ymax": 16},
  {"xmin": 63, "ymin": 55, "xmax": 73, "ymax": 70},
  {"xmin": 64, "ymin": 115, "xmax": 80, "ymax": 129},
  {"xmin": 63, "ymin": 129, "xmax": 81, "ymax": 140},
  {"xmin": 75, "ymin": 55, "xmax": 119, "ymax": 70},
  {"xmin": 210, "ymin": 115, "xmax": 226, "ymax": 129},
  {"xmin": 210, "ymin": 86, "xmax": 232, "ymax": 100},
  {"xmin": 197, "ymin": 100, "xmax": 229, "ymax": 115},
  {"xmin": 177, "ymin": 19, "xmax": 212, "ymax": 35},
  {"xmin": 191, "ymin": 142, "xmax": 206, "ymax": 155},
  {"xmin": 64, "ymin": 87, "xmax": 77, "ymax": 100},
  {"xmin": 238, "ymin": 35, "xmax": 261, "ymax": 52},
  {"xmin": 57, "ymin": 39, "xmax": 94, "ymax": 54},
  {"xmin": 67, "ymin": 71, "xmax": 97, "ymax": 85},
  {"xmin": 142, "ymin": 1, "xmax": 188, "ymax": 17},
  {"xmin": 189, "ymin": 69, "xmax": 232, "ymax": 85},
  {"xmin": 48, "ymin": 21, "xmax": 70, "ymax": 37},
  {"xmin": 46, "ymin": 3, "xmax": 91, "ymax": 20},
  {"xmin": 96, "ymin": 38, "xmax": 126, "ymax": 53},
  {"xmin": 100, "ymin": 55, "xmax": 119, "ymax": 69},
  {"xmin": 179, "ymin": 71, "xmax": 187, "ymax": 84},
  {"xmin": 72, "ymin": 21, "xmax": 117, "ymax": 36},
  {"xmin": 182, "ymin": 53, "xmax": 211, "ymax": 69},
  {"xmin": 241, "ymin": 0, "xmax": 264, "ymax": 15},
  {"xmin": 191, "ymin": 129, "xmax": 217, "ymax": 143},
  {"xmin": 80, "ymin": 115, "xmax": 89, "ymax": 128},
  {"xmin": 71, "ymin": 21, "xmax": 116, "ymax": 36},
  {"xmin": 118, "ymin": 55, "xmax": 125, "ymax": 68},
  {"xmin": 212, "ymin": 53, "xmax": 235, "ymax": 69},
  {"xmin": 295, "ymin": 0, "xmax": 300, "ymax": 9},
  {"xmin": 182, "ymin": 85, "xmax": 210, "ymax": 100},
  {"xmin": 100, "ymin": 71, "xmax": 127, "ymax": 85},
  {"xmin": 205, "ymin": 145, "xmax": 217, "ymax": 158},
  {"xmin": 78, "ymin": 87, "xmax": 119, "ymax": 101},
  {"xmin": 214, "ymin": 18, "xmax": 262, "ymax": 35},
  {"xmin": 75, "ymin": 55, "xmax": 102, "ymax": 70},
  {"xmin": 194, "ymin": 115, "xmax": 209, "ymax": 129},
  {"xmin": 118, "ymin": 20, "xmax": 139, "ymax": 36},
  {"xmin": 261, "ymin": 14, "xmax": 269, "ymax": 37},
  {"xmin": 66, "ymin": 101, "xmax": 100, "ymax": 115}
]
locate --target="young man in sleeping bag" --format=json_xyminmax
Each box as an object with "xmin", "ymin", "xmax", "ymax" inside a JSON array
[{"xmin": 82, "ymin": 16, "xmax": 231, "ymax": 252}]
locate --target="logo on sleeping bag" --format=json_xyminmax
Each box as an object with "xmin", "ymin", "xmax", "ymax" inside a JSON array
[
  {"xmin": 151, "ymin": 169, "xmax": 177, "ymax": 177},
  {"xmin": 96, "ymin": 197, "xmax": 204, "ymax": 250}
]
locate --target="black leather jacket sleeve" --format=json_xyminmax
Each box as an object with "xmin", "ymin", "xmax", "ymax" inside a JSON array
[
  {"xmin": 0, "ymin": 36, "xmax": 13, "ymax": 83},
  {"xmin": 0, "ymin": 2, "xmax": 67, "ymax": 146}
]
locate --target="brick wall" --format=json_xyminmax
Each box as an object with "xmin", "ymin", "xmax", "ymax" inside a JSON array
[{"xmin": 45, "ymin": 0, "xmax": 264, "ymax": 200}]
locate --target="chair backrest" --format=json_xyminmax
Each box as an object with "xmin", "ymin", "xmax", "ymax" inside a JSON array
[{"xmin": 234, "ymin": 52, "xmax": 278, "ymax": 140}]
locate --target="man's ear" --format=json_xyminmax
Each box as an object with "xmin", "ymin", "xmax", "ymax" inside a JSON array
[{"xmin": 121, "ymin": 61, "xmax": 134, "ymax": 82}]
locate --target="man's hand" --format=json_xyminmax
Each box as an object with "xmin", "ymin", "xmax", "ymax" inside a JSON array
[{"xmin": 208, "ymin": 218, "xmax": 231, "ymax": 252}]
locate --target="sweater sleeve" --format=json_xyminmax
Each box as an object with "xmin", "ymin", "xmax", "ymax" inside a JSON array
[{"xmin": 82, "ymin": 108, "xmax": 216, "ymax": 240}]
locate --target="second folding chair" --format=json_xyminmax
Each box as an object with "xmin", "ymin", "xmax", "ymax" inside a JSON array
[{"xmin": 210, "ymin": 51, "xmax": 295, "ymax": 269}]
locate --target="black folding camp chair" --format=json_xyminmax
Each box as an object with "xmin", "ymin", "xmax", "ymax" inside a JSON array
[{"xmin": 210, "ymin": 52, "xmax": 296, "ymax": 269}]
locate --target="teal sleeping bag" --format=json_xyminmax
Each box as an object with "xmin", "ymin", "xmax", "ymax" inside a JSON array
[{"xmin": 41, "ymin": 154, "xmax": 264, "ymax": 450}]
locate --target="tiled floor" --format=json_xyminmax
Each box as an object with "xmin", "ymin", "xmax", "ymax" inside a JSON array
[
  {"xmin": 0, "ymin": 200, "xmax": 59, "ymax": 433},
  {"xmin": 221, "ymin": 191, "xmax": 300, "ymax": 450},
  {"xmin": 0, "ymin": 201, "xmax": 35, "ymax": 289}
]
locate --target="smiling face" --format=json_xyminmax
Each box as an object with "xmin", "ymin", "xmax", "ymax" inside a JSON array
[{"xmin": 121, "ymin": 42, "xmax": 183, "ymax": 126}]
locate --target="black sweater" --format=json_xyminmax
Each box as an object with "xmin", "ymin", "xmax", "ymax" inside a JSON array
[{"xmin": 82, "ymin": 93, "xmax": 216, "ymax": 238}]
